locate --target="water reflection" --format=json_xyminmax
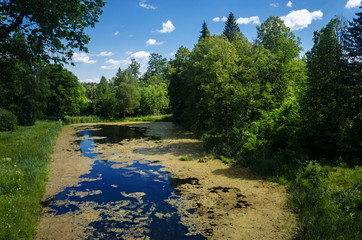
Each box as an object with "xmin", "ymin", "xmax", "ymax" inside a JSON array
[{"xmin": 49, "ymin": 125, "xmax": 203, "ymax": 239}]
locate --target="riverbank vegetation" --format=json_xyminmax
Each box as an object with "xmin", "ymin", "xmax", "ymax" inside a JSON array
[
  {"xmin": 0, "ymin": 121, "xmax": 63, "ymax": 239},
  {"xmin": 165, "ymin": 12, "xmax": 361, "ymax": 239},
  {"xmin": 1, "ymin": 1, "xmax": 360, "ymax": 238}
]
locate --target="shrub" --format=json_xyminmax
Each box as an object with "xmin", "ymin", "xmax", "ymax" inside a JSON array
[{"xmin": 0, "ymin": 108, "xmax": 17, "ymax": 132}]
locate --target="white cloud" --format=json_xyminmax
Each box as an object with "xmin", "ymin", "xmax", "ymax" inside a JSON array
[
  {"xmin": 72, "ymin": 52, "xmax": 96, "ymax": 64},
  {"xmin": 128, "ymin": 34, "xmax": 135, "ymax": 38},
  {"xmin": 130, "ymin": 51, "xmax": 151, "ymax": 63},
  {"xmin": 139, "ymin": 0, "xmax": 157, "ymax": 10},
  {"xmin": 100, "ymin": 51, "xmax": 151, "ymax": 70},
  {"xmin": 345, "ymin": 0, "xmax": 361, "ymax": 8},
  {"xmin": 101, "ymin": 59, "xmax": 129, "ymax": 70},
  {"xmin": 286, "ymin": 1, "xmax": 293, "ymax": 8},
  {"xmin": 212, "ymin": 16, "xmax": 227, "ymax": 22},
  {"xmin": 169, "ymin": 52, "xmax": 175, "ymax": 56},
  {"xmin": 281, "ymin": 9, "xmax": 323, "ymax": 30},
  {"xmin": 156, "ymin": 20, "xmax": 175, "ymax": 33},
  {"xmin": 146, "ymin": 38, "xmax": 164, "ymax": 46},
  {"xmin": 270, "ymin": 3, "xmax": 279, "ymax": 7},
  {"xmin": 81, "ymin": 78, "xmax": 100, "ymax": 83},
  {"xmin": 114, "ymin": 31, "xmax": 119, "ymax": 36},
  {"xmin": 125, "ymin": 51, "xmax": 133, "ymax": 55},
  {"xmin": 236, "ymin": 16, "xmax": 260, "ymax": 24},
  {"xmin": 96, "ymin": 51, "xmax": 115, "ymax": 57}
]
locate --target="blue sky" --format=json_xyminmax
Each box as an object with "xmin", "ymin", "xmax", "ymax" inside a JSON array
[{"xmin": 66, "ymin": 0, "xmax": 361, "ymax": 83}]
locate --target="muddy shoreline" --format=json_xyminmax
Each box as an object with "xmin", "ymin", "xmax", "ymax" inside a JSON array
[{"xmin": 36, "ymin": 122, "xmax": 296, "ymax": 239}]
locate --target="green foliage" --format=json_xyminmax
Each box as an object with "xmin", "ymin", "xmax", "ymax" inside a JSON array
[
  {"xmin": 63, "ymin": 115, "xmax": 104, "ymax": 124},
  {"xmin": 289, "ymin": 162, "xmax": 362, "ymax": 239},
  {"xmin": 223, "ymin": 12, "xmax": 240, "ymax": 42},
  {"xmin": 0, "ymin": 121, "xmax": 62, "ymax": 239},
  {"xmin": 0, "ymin": 108, "xmax": 17, "ymax": 132},
  {"xmin": 180, "ymin": 156, "xmax": 189, "ymax": 161},
  {"xmin": 46, "ymin": 65, "xmax": 84, "ymax": 119},
  {"xmin": 0, "ymin": 0, "xmax": 105, "ymax": 63},
  {"xmin": 300, "ymin": 17, "xmax": 361, "ymax": 164},
  {"xmin": 199, "ymin": 21, "xmax": 211, "ymax": 41},
  {"xmin": 220, "ymin": 155, "xmax": 233, "ymax": 164}
]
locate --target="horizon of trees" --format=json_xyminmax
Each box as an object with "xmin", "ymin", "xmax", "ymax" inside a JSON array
[{"xmin": 1, "ymin": 7, "xmax": 360, "ymax": 167}]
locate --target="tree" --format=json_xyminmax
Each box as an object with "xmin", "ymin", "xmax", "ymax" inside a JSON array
[
  {"xmin": 128, "ymin": 58, "xmax": 141, "ymax": 80},
  {"xmin": 142, "ymin": 53, "xmax": 168, "ymax": 81},
  {"xmin": 46, "ymin": 65, "xmax": 84, "ymax": 119},
  {"xmin": 223, "ymin": 12, "xmax": 240, "ymax": 42},
  {"xmin": 0, "ymin": 0, "xmax": 105, "ymax": 63},
  {"xmin": 168, "ymin": 46, "xmax": 191, "ymax": 122},
  {"xmin": 300, "ymin": 17, "xmax": 361, "ymax": 162},
  {"xmin": 256, "ymin": 16, "xmax": 303, "ymax": 107},
  {"xmin": 199, "ymin": 21, "xmax": 211, "ymax": 41},
  {"xmin": 94, "ymin": 76, "xmax": 117, "ymax": 118}
]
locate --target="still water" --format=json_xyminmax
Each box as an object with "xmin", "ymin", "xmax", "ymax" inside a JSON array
[{"xmin": 48, "ymin": 125, "xmax": 203, "ymax": 239}]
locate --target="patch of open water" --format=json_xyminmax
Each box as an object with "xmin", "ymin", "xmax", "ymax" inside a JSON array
[{"xmin": 48, "ymin": 125, "xmax": 204, "ymax": 239}]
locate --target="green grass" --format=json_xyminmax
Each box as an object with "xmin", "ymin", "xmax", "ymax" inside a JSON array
[
  {"xmin": 180, "ymin": 156, "xmax": 189, "ymax": 161},
  {"xmin": 0, "ymin": 121, "xmax": 63, "ymax": 239},
  {"xmin": 289, "ymin": 162, "xmax": 361, "ymax": 239},
  {"xmin": 63, "ymin": 115, "xmax": 104, "ymax": 124},
  {"xmin": 63, "ymin": 114, "xmax": 172, "ymax": 124}
]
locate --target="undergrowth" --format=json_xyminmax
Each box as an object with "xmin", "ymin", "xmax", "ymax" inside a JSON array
[
  {"xmin": 0, "ymin": 121, "xmax": 63, "ymax": 239},
  {"xmin": 64, "ymin": 114, "xmax": 172, "ymax": 124}
]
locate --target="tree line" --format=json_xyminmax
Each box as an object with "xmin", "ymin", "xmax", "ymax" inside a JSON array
[{"xmin": 168, "ymin": 11, "xmax": 361, "ymax": 171}]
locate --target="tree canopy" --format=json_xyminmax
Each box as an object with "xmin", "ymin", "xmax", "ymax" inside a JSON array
[{"xmin": 0, "ymin": 0, "xmax": 105, "ymax": 63}]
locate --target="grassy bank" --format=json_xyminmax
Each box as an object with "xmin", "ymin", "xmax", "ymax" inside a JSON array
[
  {"xmin": 63, "ymin": 114, "xmax": 172, "ymax": 124},
  {"xmin": 288, "ymin": 162, "xmax": 361, "ymax": 239},
  {"xmin": 0, "ymin": 121, "xmax": 63, "ymax": 239}
]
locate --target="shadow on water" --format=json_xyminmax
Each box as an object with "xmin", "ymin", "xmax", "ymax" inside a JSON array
[{"xmin": 48, "ymin": 124, "xmax": 204, "ymax": 239}]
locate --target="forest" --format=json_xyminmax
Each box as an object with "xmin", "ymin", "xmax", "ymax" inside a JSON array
[{"xmin": 0, "ymin": 1, "xmax": 361, "ymax": 239}]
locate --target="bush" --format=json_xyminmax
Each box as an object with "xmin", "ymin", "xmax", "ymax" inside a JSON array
[
  {"xmin": 0, "ymin": 108, "xmax": 17, "ymax": 132},
  {"xmin": 289, "ymin": 162, "xmax": 362, "ymax": 239}
]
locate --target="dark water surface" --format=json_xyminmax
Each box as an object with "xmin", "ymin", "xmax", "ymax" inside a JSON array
[{"xmin": 49, "ymin": 125, "xmax": 203, "ymax": 239}]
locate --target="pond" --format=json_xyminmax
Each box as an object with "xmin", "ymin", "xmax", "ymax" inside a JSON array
[{"xmin": 46, "ymin": 125, "xmax": 204, "ymax": 239}]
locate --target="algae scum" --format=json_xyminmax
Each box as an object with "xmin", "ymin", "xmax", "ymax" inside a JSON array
[{"xmin": 46, "ymin": 125, "xmax": 203, "ymax": 239}]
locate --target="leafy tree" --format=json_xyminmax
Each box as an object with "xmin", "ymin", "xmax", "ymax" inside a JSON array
[
  {"xmin": 46, "ymin": 65, "xmax": 84, "ymax": 119},
  {"xmin": 223, "ymin": 12, "xmax": 240, "ymax": 42},
  {"xmin": 113, "ymin": 69, "xmax": 140, "ymax": 117},
  {"xmin": 128, "ymin": 58, "xmax": 141, "ymax": 80},
  {"xmin": 199, "ymin": 21, "xmax": 211, "ymax": 41},
  {"xmin": 94, "ymin": 76, "xmax": 117, "ymax": 118},
  {"xmin": 168, "ymin": 46, "xmax": 191, "ymax": 122},
  {"xmin": 142, "ymin": 53, "xmax": 168, "ymax": 83},
  {"xmin": 300, "ymin": 17, "xmax": 361, "ymax": 162},
  {"xmin": 256, "ymin": 16, "xmax": 303, "ymax": 107},
  {"xmin": 0, "ymin": 0, "xmax": 105, "ymax": 63}
]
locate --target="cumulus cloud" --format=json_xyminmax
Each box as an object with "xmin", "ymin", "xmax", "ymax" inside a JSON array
[
  {"xmin": 100, "ymin": 51, "xmax": 151, "ymax": 70},
  {"xmin": 139, "ymin": 0, "xmax": 157, "ymax": 10},
  {"xmin": 156, "ymin": 20, "xmax": 175, "ymax": 33},
  {"xmin": 281, "ymin": 9, "xmax": 323, "ymax": 30},
  {"xmin": 286, "ymin": 1, "xmax": 293, "ymax": 8},
  {"xmin": 130, "ymin": 51, "xmax": 151, "ymax": 62},
  {"xmin": 236, "ymin": 16, "xmax": 260, "ymax": 24},
  {"xmin": 114, "ymin": 31, "xmax": 119, "ymax": 36},
  {"xmin": 270, "ymin": 3, "xmax": 279, "ymax": 7},
  {"xmin": 146, "ymin": 38, "xmax": 164, "ymax": 46},
  {"xmin": 345, "ymin": 0, "xmax": 361, "ymax": 8},
  {"xmin": 212, "ymin": 16, "xmax": 227, "ymax": 22},
  {"xmin": 72, "ymin": 53, "xmax": 96, "ymax": 64},
  {"xmin": 96, "ymin": 51, "xmax": 115, "ymax": 57},
  {"xmin": 101, "ymin": 59, "xmax": 129, "ymax": 70}
]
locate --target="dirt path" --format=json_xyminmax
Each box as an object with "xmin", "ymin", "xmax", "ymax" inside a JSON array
[{"xmin": 36, "ymin": 122, "xmax": 296, "ymax": 240}]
